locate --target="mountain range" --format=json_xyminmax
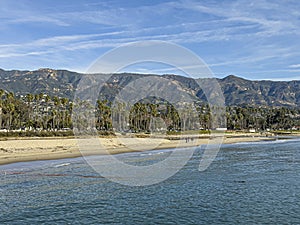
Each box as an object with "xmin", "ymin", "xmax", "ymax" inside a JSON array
[{"xmin": 1, "ymin": 68, "xmax": 299, "ymax": 107}]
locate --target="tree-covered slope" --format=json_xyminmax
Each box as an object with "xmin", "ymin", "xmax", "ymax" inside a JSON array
[{"xmin": 1, "ymin": 68, "xmax": 300, "ymax": 107}]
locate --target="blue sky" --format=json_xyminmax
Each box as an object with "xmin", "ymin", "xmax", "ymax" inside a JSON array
[{"xmin": 0, "ymin": 0, "xmax": 300, "ymax": 80}]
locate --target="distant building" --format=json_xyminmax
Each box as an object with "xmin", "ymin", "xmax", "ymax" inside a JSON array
[
  {"xmin": 215, "ymin": 128, "xmax": 227, "ymax": 131},
  {"xmin": 292, "ymin": 126, "xmax": 300, "ymax": 130}
]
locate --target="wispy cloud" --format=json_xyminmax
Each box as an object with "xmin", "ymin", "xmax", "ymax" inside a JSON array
[
  {"xmin": 0, "ymin": 1, "xmax": 69, "ymax": 27},
  {"xmin": 0, "ymin": 20, "xmax": 274, "ymax": 58},
  {"xmin": 1, "ymin": 0, "xmax": 300, "ymax": 80},
  {"xmin": 0, "ymin": 32, "xmax": 128, "ymax": 58},
  {"xmin": 11, "ymin": 17, "xmax": 69, "ymax": 26},
  {"xmin": 289, "ymin": 64, "xmax": 300, "ymax": 69},
  {"xmin": 177, "ymin": 0, "xmax": 300, "ymax": 37}
]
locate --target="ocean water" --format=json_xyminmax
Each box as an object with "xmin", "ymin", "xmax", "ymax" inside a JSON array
[{"xmin": 1, "ymin": 139, "xmax": 300, "ymax": 224}]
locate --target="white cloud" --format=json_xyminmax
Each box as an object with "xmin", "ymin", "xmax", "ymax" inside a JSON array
[
  {"xmin": 0, "ymin": 28, "xmax": 236, "ymax": 58},
  {"xmin": 8, "ymin": 16, "xmax": 69, "ymax": 26},
  {"xmin": 1, "ymin": 0, "xmax": 300, "ymax": 79},
  {"xmin": 289, "ymin": 64, "xmax": 300, "ymax": 69}
]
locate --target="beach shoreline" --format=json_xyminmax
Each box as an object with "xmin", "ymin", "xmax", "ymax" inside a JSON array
[{"xmin": 0, "ymin": 134, "xmax": 295, "ymax": 166}]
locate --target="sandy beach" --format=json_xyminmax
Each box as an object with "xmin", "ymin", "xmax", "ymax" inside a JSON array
[{"xmin": 0, "ymin": 133, "xmax": 280, "ymax": 165}]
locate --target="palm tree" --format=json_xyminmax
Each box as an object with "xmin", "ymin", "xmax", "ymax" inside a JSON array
[
  {"xmin": 52, "ymin": 96, "xmax": 60, "ymax": 129},
  {"xmin": 25, "ymin": 93, "xmax": 34, "ymax": 129},
  {"xmin": 5, "ymin": 92, "xmax": 15, "ymax": 130},
  {"xmin": 44, "ymin": 94, "xmax": 51, "ymax": 130},
  {"xmin": 0, "ymin": 89, "xmax": 4, "ymax": 129},
  {"xmin": 60, "ymin": 98, "xmax": 68, "ymax": 129}
]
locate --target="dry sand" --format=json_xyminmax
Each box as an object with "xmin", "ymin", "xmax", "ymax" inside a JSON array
[{"xmin": 0, "ymin": 135, "xmax": 276, "ymax": 165}]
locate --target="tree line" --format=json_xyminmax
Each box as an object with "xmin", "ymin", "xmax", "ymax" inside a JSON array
[
  {"xmin": 0, "ymin": 90, "xmax": 72, "ymax": 131},
  {"xmin": 1, "ymin": 89, "xmax": 300, "ymax": 134}
]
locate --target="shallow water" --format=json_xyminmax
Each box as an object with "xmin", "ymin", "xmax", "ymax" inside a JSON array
[{"xmin": 1, "ymin": 139, "xmax": 300, "ymax": 224}]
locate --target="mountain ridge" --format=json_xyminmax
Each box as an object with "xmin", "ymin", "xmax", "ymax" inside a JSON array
[{"xmin": 1, "ymin": 68, "xmax": 300, "ymax": 107}]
